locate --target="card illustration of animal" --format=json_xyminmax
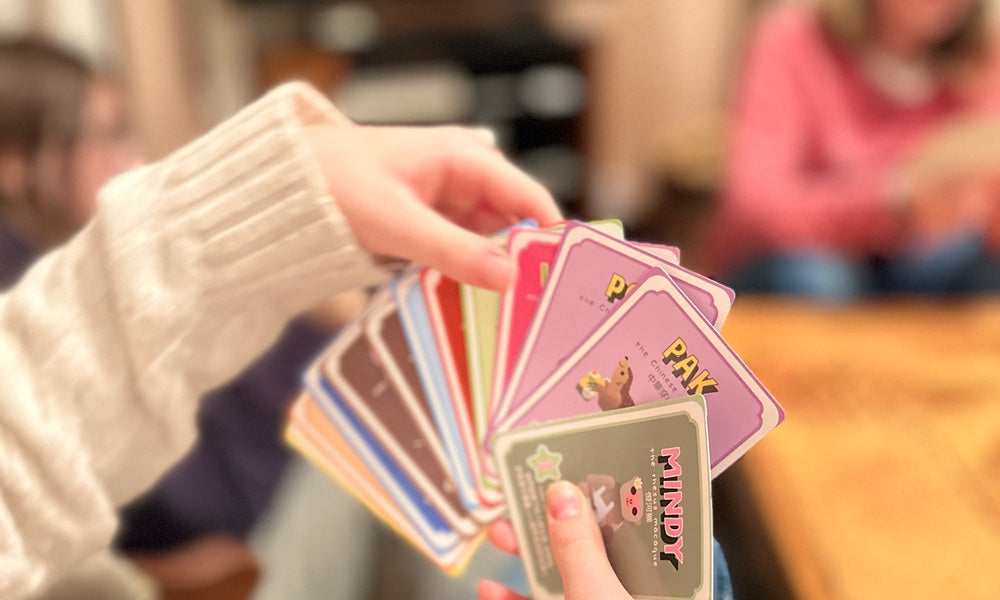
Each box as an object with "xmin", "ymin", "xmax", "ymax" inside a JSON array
[
  {"xmin": 575, "ymin": 356, "xmax": 635, "ymax": 411},
  {"xmin": 575, "ymin": 474, "xmax": 644, "ymax": 545}
]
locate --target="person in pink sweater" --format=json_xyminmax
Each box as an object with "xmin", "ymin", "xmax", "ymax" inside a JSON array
[{"xmin": 713, "ymin": 0, "xmax": 1000, "ymax": 300}]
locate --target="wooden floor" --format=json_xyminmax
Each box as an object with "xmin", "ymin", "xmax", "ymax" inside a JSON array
[{"xmin": 717, "ymin": 296, "xmax": 1000, "ymax": 600}]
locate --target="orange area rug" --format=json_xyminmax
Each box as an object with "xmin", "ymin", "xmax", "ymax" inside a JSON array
[{"xmin": 720, "ymin": 296, "xmax": 1000, "ymax": 600}]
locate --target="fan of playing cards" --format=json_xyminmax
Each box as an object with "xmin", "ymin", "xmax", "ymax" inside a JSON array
[{"xmin": 285, "ymin": 220, "xmax": 784, "ymax": 600}]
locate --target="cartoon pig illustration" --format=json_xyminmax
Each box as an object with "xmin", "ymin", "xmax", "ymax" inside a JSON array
[{"xmin": 619, "ymin": 476, "xmax": 643, "ymax": 524}]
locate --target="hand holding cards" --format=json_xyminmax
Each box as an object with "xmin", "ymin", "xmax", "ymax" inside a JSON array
[
  {"xmin": 495, "ymin": 396, "xmax": 713, "ymax": 600},
  {"xmin": 285, "ymin": 220, "xmax": 785, "ymax": 597}
]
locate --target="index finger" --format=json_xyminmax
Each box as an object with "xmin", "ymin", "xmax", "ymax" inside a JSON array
[{"xmin": 438, "ymin": 140, "xmax": 563, "ymax": 228}]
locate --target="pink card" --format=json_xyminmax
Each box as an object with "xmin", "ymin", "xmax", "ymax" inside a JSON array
[
  {"xmin": 491, "ymin": 230, "xmax": 682, "ymax": 427},
  {"xmin": 499, "ymin": 270, "xmax": 783, "ymax": 476},
  {"xmin": 492, "ymin": 229, "xmax": 559, "ymax": 419},
  {"xmin": 492, "ymin": 222, "xmax": 734, "ymax": 433}
]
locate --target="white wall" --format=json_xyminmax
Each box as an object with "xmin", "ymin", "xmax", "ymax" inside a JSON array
[
  {"xmin": 0, "ymin": 0, "xmax": 116, "ymax": 66},
  {"xmin": 583, "ymin": 0, "xmax": 748, "ymax": 221}
]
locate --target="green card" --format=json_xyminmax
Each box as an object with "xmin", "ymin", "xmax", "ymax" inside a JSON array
[
  {"xmin": 494, "ymin": 396, "xmax": 713, "ymax": 600},
  {"xmin": 461, "ymin": 282, "xmax": 500, "ymax": 446}
]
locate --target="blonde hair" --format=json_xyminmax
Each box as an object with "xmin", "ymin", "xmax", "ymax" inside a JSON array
[{"xmin": 817, "ymin": 0, "xmax": 988, "ymax": 76}]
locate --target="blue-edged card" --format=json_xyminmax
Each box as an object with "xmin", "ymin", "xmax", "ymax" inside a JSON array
[
  {"xmin": 285, "ymin": 392, "xmax": 482, "ymax": 574},
  {"xmin": 392, "ymin": 268, "xmax": 488, "ymax": 515},
  {"xmin": 362, "ymin": 289, "xmax": 483, "ymax": 534},
  {"xmin": 303, "ymin": 292, "xmax": 473, "ymax": 556}
]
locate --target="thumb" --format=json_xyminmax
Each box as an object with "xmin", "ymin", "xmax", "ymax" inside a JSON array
[{"xmin": 546, "ymin": 481, "xmax": 630, "ymax": 600}]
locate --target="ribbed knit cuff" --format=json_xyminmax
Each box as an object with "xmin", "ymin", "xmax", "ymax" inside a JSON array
[
  {"xmin": 91, "ymin": 81, "xmax": 393, "ymax": 499},
  {"xmin": 162, "ymin": 81, "xmax": 390, "ymax": 309}
]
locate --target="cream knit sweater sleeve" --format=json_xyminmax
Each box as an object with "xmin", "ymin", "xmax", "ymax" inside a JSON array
[{"xmin": 0, "ymin": 82, "xmax": 389, "ymax": 598}]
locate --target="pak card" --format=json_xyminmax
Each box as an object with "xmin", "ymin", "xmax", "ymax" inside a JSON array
[
  {"xmin": 304, "ymin": 306, "xmax": 470, "ymax": 554},
  {"xmin": 363, "ymin": 291, "xmax": 484, "ymax": 531},
  {"xmin": 492, "ymin": 227, "xmax": 681, "ymax": 427},
  {"xmin": 490, "ymin": 221, "xmax": 654, "ymax": 427},
  {"xmin": 393, "ymin": 269, "xmax": 490, "ymax": 511},
  {"xmin": 285, "ymin": 393, "xmax": 481, "ymax": 573},
  {"xmin": 494, "ymin": 396, "xmax": 713, "ymax": 600},
  {"xmin": 471, "ymin": 222, "xmax": 628, "ymax": 442},
  {"xmin": 421, "ymin": 268, "xmax": 506, "ymax": 508},
  {"xmin": 502, "ymin": 271, "xmax": 783, "ymax": 476},
  {"xmin": 492, "ymin": 222, "xmax": 734, "ymax": 439}
]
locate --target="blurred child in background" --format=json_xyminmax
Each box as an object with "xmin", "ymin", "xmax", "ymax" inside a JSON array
[
  {"xmin": 713, "ymin": 0, "xmax": 1000, "ymax": 300},
  {"xmin": 0, "ymin": 38, "xmax": 135, "ymax": 287}
]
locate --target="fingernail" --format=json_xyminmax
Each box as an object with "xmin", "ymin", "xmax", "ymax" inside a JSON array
[{"xmin": 547, "ymin": 481, "xmax": 581, "ymax": 520}]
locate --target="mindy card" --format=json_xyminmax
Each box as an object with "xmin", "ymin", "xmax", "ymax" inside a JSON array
[{"xmin": 494, "ymin": 396, "xmax": 713, "ymax": 600}]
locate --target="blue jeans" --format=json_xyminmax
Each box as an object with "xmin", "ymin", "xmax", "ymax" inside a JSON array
[
  {"xmin": 714, "ymin": 539, "xmax": 735, "ymax": 600},
  {"xmin": 726, "ymin": 236, "xmax": 1000, "ymax": 302}
]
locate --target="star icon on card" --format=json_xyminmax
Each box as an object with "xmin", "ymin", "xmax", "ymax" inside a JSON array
[{"xmin": 527, "ymin": 444, "xmax": 563, "ymax": 483}]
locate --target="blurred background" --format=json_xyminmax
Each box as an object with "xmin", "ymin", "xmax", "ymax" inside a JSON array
[
  {"xmin": 4, "ymin": 1, "xmax": 999, "ymax": 599},
  {"xmin": 0, "ymin": 0, "xmax": 757, "ymax": 263}
]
